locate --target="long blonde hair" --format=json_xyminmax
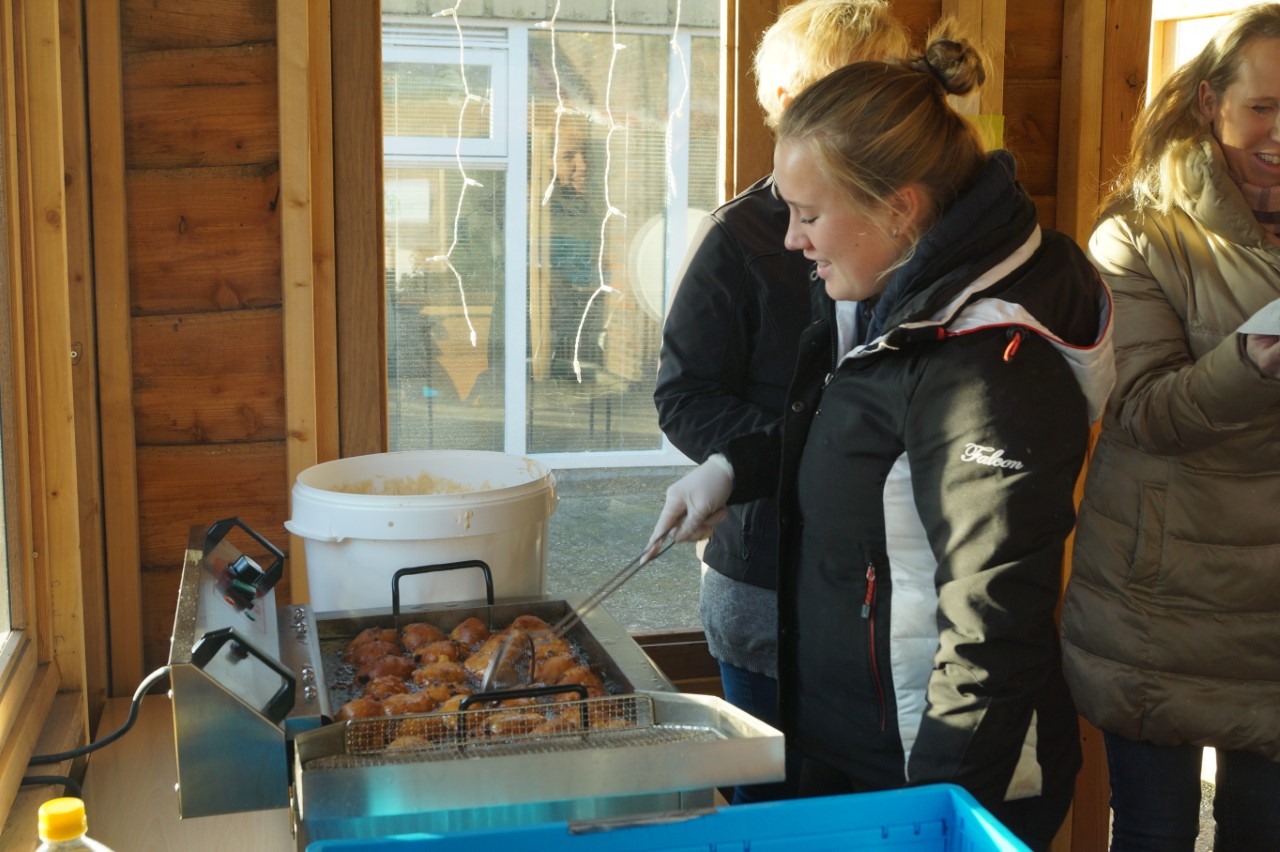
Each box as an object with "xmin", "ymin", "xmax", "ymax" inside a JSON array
[
  {"xmin": 776, "ymin": 20, "xmax": 988, "ymax": 240},
  {"xmin": 1110, "ymin": 3, "xmax": 1280, "ymax": 212},
  {"xmin": 753, "ymin": 0, "xmax": 912, "ymax": 128}
]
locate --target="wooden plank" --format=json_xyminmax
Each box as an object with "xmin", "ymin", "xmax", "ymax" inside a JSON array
[
  {"xmin": 135, "ymin": 441, "xmax": 288, "ymax": 571},
  {"xmin": 58, "ymin": 0, "xmax": 110, "ymax": 724},
  {"xmin": 131, "ymin": 310, "xmax": 286, "ymax": 444},
  {"xmin": 308, "ymin": 0, "xmax": 339, "ymax": 464},
  {"xmin": 1004, "ymin": 0, "xmax": 1064, "ymax": 79},
  {"xmin": 332, "ymin": 0, "xmax": 385, "ymax": 458},
  {"xmin": 123, "ymin": 42, "xmax": 276, "ymax": 89},
  {"xmin": 122, "ymin": 73, "xmax": 277, "ymax": 169},
  {"xmin": 1030, "ymin": 194, "xmax": 1057, "ymax": 229},
  {"xmin": 0, "ymin": 0, "xmax": 34, "ymax": 645},
  {"xmin": 1101, "ymin": 0, "xmax": 1152, "ymax": 192},
  {"xmin": 126, "ymin": 164, "xmax": 282, "ymax": 315},
  {"xmin": 85, "ymin": 0, "xmax": 146, "ymax": 695},
  {"xmin": 1056, "ymin": 0, "xmax": 1106, "ymax": 242},
  {"xmin": 0, "ymin": 661, "xmax": 61, "ymax": 849},
  {"xmin": 279, "ymin": 0, "xmax": 316, "ymax": 606},
  {"xmin": 723, "ymin": 0, "xmax": 777, "ymax": 198},
  {"xmin": 0, "ymin": 688, "xmax": 84, "ymax": 851},
  {"xmin": 895, "ymin": 1, "xmax": 943, "ymax": 43},
  {"xmin": 19, "ymin": 0, "xmax": 87, "ymax": 700},
  {"xmin": 1004, "ymin": 79, "xmax": 1060, "ymax": 196},
  {"xmin": 120, "ymin": 0, "xmax": 275, "ymax": 54}
]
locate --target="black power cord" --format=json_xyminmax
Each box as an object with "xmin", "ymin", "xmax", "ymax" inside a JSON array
[
  {"xmin": 19, "ymin": 774, "xmax": 82, "ymax": 799},
  {"xmin": 27, "ymin": 666, "xmax": 171, "ymax": 766}
]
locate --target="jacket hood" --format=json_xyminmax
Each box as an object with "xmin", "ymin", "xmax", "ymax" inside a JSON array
[{"xmin": 851, "ymin": 151, "xmax": 1116, "ymax": 421}]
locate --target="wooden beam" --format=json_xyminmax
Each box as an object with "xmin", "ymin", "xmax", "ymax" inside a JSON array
[
  {"xmin": 18, "ymin": 0, "xmax": 86, "ymax": 700},
  {"xmin": 1056, "ymin": 0, "xmax": 1106, "ymax": 242},
  {"xmin": 309, "ymin": 0, "xmax": 339, "ymax": 465},
  {"xmin": 332, "ymin": 1, "xmax": 385, "ymax": 458},
  {"xmin": 1101, "ymin": 0, "xmax": 1152, "ymax": 192},
  {"xmin": 722, "ymin": 0, "xmax": 779, "ymax": 200},
  {"xmin": 278, "ymin": 0, "xmax": 320, "ymax": 605},
  {"xmin": 84, "ymin": 0, "xmax": 145, "ymax": 694},
  {"xmin": 58, "ymin": 0, "xmax": 109, "ymax": 724}
]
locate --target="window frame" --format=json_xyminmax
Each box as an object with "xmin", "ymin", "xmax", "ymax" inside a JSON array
[
  {"xmin": 0, "ymin": 0, "xmax": 89, "ymax": 814},
  {"xmin": 1149, "ymin": 0, "xmax": 1246, "ymax": 95}
]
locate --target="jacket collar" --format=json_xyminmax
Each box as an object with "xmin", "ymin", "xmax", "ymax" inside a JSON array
[
  {"xmin": 865, "ymin": 150, "xmax": 1038, "ymax": 341},
  {"xmin": 1183, "ymin": 136, "xmax": 1275, "ymax": 249}
]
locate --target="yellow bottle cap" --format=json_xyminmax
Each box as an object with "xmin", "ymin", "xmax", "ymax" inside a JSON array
[{"xmin": 38, "ymin": 797, "xmax": 87, "ymax": 843}]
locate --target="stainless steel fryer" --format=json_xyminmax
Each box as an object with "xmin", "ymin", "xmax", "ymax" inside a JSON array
[
  {"xmin": 167, "ymin": 520, "xmax": 784, "ymax": 848},
  {"xmin": 293, "ymin": 690, "xmax": 783, "ymax": 844}
]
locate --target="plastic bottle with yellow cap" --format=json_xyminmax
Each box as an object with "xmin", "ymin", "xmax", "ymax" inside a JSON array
[{"xmin": 36, "ymin": 798, "xmax": 114, "ymax": 851}]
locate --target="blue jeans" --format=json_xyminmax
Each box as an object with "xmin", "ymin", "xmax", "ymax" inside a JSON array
[
  {"xmin": 717, "ymin": 661, "xmax": 800, "ymax": 804},
  {"xmin": 1105, "ymin": 731, "xmax": 1280, "ymax": 851}
]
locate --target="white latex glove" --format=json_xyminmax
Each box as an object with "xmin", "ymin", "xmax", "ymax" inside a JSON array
[{"xmin": 648, "ymin": 454, "xmax": 734, "ymax": 553}]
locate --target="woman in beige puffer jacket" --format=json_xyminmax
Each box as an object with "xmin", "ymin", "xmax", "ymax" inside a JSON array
[{"xmin": 1060, "ymin": 5, "xmax": 1280, "ymax": 849}]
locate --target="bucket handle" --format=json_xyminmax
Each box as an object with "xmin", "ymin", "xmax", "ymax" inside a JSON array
[
  {"xmin": 282, "ymin": 518, "xmax": 344, "ymax": 543},
  {"xmin": 391, "ymin": 560, "xmax": 495, "ymax": 628}
]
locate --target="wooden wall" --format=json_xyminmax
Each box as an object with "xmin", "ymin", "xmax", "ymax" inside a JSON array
[{"xmin": 92, "ymin": 0, "xmax": 290, "ymax": 681}]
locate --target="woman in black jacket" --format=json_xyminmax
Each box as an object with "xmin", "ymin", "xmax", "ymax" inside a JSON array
[
  {"xmin": 651, "ymin": 25, "xmax": 1115, "ymax": 851},
  {"xmin": 653, "ymin": 0, "xmax": 912, "ymax": 805}
]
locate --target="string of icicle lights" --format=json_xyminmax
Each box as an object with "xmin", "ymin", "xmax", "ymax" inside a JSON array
[{"xmin": 428, "ymin": 0, "xmax": 691, "ymax": 381}]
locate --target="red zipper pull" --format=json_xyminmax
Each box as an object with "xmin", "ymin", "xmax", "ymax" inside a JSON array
[{"xmin": 861, "ymin": 564, "xmax": 877, "ymax": 618}]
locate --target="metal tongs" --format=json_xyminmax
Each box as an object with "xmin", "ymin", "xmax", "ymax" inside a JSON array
[{"xmin": 479, "ymin": 534, "xmax": 679, "ymax": 692}]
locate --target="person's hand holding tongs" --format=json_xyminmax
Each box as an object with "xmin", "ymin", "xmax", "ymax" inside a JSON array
[{"xmin": 646, "ymin": 453, "xmax": 735, "ymax": 558}]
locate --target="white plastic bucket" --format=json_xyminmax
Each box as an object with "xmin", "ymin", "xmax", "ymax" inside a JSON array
[{"xmin": 285, "ymin": 450, "xmax": 557, "ymax": 613}]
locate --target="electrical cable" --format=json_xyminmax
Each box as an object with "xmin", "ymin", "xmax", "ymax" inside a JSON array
[
  {"xmin": 20, "ymin": 774, "xmax": 82, "ymax": 799},
  {"xmin": 27, "ymin": 665, "xmax": 171, "ymax": 766}
]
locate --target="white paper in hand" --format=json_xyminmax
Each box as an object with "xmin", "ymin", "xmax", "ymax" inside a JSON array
[{"xmin": 1238, "ymin": 298, "xmax": 1280, "ymax": 334}]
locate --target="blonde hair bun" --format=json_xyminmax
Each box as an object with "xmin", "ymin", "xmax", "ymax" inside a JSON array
[{"xmin": 909, "ymin": 20, "xmax": 987, "ymax": 97}]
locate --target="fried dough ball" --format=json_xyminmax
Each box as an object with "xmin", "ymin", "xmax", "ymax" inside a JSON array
[
  {"xmin": 421, "ymin": 680, "xmax": 471, "ymax": 705},
  {"xmin": 411, "ymin": 640, "xmax": 460, "ymax": 665},
  {"xmin": 509, "ymin": 614, "xmax": 551, "ymax": 632},
  {"xmin": 381, "ymin": 691, "xmax": 439, "ymax": 716},
  {"xmin": 346, "ymin": 627, "xmax": 399, "ymax": 652},
  {"xmin": 535, "ymin": 653, "xmax": 577, "ymax": 684},
  {"xmin": 386, "ymin": 734, "xmax": 431, "ymax": 750},
  {"xmin": 345, "ymin": 639, "xmax": 399, "ymax": 666},
  {"xmin": 532, "ymin": 636, "xmax": 571, "ymax": 661},
  {"xmin": 363, "ymin": 674, "xmax": 410, "ymax": 701},
  {"xmin": 449, "ymin": 617, "xmax": 490, "ymax": 652},
  {"xmin": 557, "ymin": 664, "xmax": 606, "ymax": 697},
  {"xmin": 463, "ymin": 631, "xmax": 533, "ymax": 682},
  {"xmin": 484, "ymin": 711, "xmax": 547, "ymax": 737},
  {"xmin": 532, "ymin": 714, "xmax": 581, "ymax": 736},
  {"xmin": 411, "ymin": 660, "xmax": 468, "ymax": 686},
  {"xmin": 335, "ymin": 696, "xmax": 382, "ymax": 721},
  {"xmin": 400, "ymin": 622, "xmax": 448, "ymax": 652},
  {"xmin": 356, "ymin": 654, "xmax": 415, "ymax": 684}
]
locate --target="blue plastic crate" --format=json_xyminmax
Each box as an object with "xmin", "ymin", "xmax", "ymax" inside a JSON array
[{"xmin": 306, "ymin": 784, "xmax": 1030, "ymax": 851}]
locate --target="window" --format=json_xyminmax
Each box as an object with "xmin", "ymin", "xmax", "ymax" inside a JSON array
[
  {"xmin": 1149, "ymin": 0, "xmax": 1247, "ymax": 94},
  {"xmin": 381, "ymin": 9, "xmax": 720, "ymax": 468}
]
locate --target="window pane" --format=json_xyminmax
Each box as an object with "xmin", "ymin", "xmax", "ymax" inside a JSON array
[
  {"xmin": 381, "ymin": 15, "xmax": 720, "ymax": 466},
  {"xmin": 384, "ymin": 61, "xmax": 494, "ymax": 140},
  {"xmin": 386, "ymin": 165, "xmax": 506, "ymax": 452},
  {"xmin": 525, "ymin": 29, "xmax": 719, "ymax": 454}
]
